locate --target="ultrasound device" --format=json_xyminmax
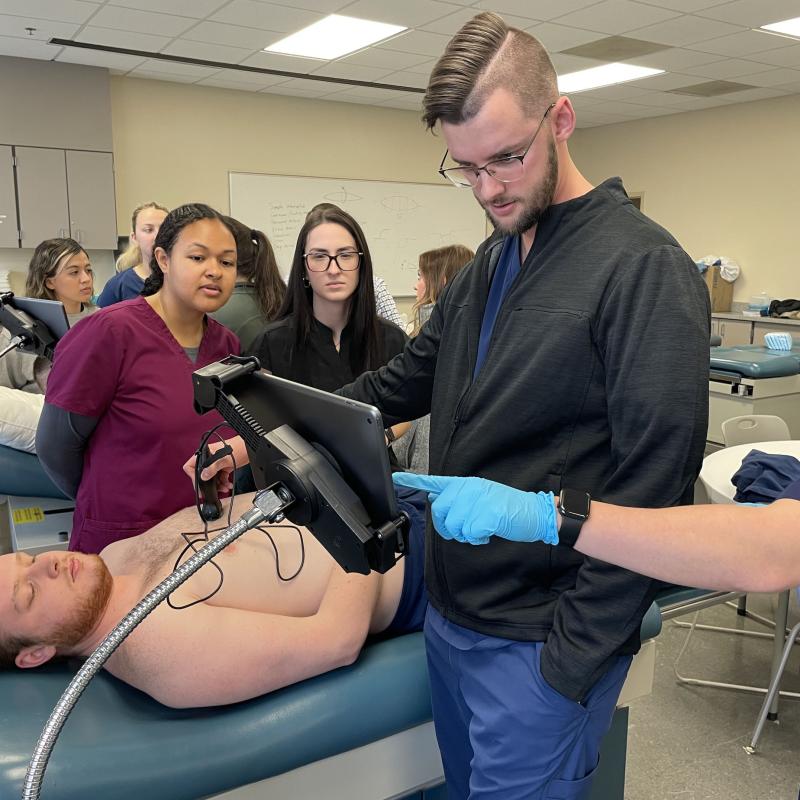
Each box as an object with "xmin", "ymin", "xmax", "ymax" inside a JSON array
[{"xmin": 192, "ymin": 355, "xmax": 409, "ymax": 575}]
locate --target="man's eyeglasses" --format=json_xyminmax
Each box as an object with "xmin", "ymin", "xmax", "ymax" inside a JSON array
[
  {"xmin": 304, "ymin": 250, "xmax": 362, "ymax": 272},
  {"xmin": 438, "ymin": 103, "xmax": 556, "ymax": 188}
]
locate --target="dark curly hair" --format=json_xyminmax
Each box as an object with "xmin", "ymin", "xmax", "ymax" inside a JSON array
[{"xmin": 141, "ymin": 203, "xmax": 234, "ymax": 296}]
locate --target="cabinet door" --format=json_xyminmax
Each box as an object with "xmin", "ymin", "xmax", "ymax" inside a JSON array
[
  {"xmin": 753, "ymin": 321, "xmax": 799, "ymax": 346},
  {"xmin": 65, "ymin": 151, "xmax": 118, "ymax": 250},
  {"xmin": 15, "ymin": 147, "xmax": 70, "ymax": 248},
  {"xmin": 719, "ymin": 319, "xmax": 752, "ymax": 347},
  {"xmin": 0, "ymin": 146, "xmax": 19, "ymax": 248}
]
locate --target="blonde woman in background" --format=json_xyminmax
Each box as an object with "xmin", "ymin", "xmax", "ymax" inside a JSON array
[
  {"xmin": 97, "ymin": 201, "xmax": 169, "ymax": 306},
  {"xmin": 391, "ymin": 244, "xmax": 474, "ymax": 474}
]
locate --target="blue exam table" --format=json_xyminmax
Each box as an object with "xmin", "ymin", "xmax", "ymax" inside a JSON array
[
  {"xmin": 708, "ymin": 345, "xmax": 800, "ymax": 445},
  {"xmin": 0, "ymin": 608, "xmax": 662, "ymax": 800}
]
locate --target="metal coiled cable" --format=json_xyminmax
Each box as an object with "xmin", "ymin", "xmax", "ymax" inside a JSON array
[{"xmin": 22, "ymin": 488, "xmax": 291, "ymax": 800}]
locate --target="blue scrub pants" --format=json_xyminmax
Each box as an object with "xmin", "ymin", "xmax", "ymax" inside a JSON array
[{"xmin": 424, "ymin": 606, "xmax": 632, "ymax": 800}]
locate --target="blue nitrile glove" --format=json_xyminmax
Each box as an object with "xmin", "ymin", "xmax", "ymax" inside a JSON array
[{"xmin": 392, "ymin": 473, "xmax": 558, "ymax": 546}]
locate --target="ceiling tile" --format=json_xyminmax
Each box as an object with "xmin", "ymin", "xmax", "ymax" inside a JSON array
[
  {"xmin": 183, "ymin": 20, "xmax": 281, "ymax": 49},
  {"xmin": 309, "ymin": 61, "xmax": 393, "ymax": 81},
  {"xmin": 0, "ymin": 14, "xmax": 79, "ymax": 40},
  {"xmin": 745, "ymin": 43, "xmax": 800, "ymax": 68},
  {"xmin": 681, "ymin": 57, "xmax": 778, "ymax": 79},
  {"xmin": 552, "ymin": 1, "xmax": 681, "ymax": 35},
  {"xmin": 380, "ymin": 29, "xmax": 454, "ymax": 57},
  {"xmin": 524, "ymin": 22, "xmax": 612, "ymax": 53},
  {"xmin": 210, "ymin": 1, "xmax": 322, "ymax": 33},
  {"xmin": 632, "ymin": 0, "xmax": 729, "ymax": 11},
  {"xmin": 161, "ymin": 38, "xmax": 254, "ymax": 64},
  {"xmin": 0, "ymin": 0, "xmax": 97, "ymax": 24},
  {"xmin": 733, "ymin": 67, "xmax": 800, "ymax": 87},
  {"xmin": 695, "ymin": 0, "xmax": 800, "ymax": 28},
  {"xmin": 551, "ymin": 53, "xmax": 606, "ymax": 73},
  {"xmin": 262, "ymin": 77, "xmax": 338, "ymax": 97},
  {"xmin": 473, "ymin": 1, "xmax": 598, "ymax": 22},
  {"xmin": 128, "ymin": 69, "xmax": 199, "ymax": 83},
  {"xmin": 76, "ymin": 25, "xmax": 173, "ymax": 52},
  {"xmin": 240, "ymin": 49, "xmax": 323, "ymax": 73},
  {"xmin": 632, "ymin": 70, "xmax": 706, "ymax": 89},
  {"xmin": 323, "ymin": 84, "xmax": 402, "ymax": 102},
  {"xmin": 107, "ymin": 0, "xmax": 228, "ymax": 16},
  {"xmin": 263, "ymin": 0, "xmax": 350, "ymax": 12},
  {"xmin": 625, "ymin": 46, "xmax": 726, "ymax": 71},
  {"xmin": 201, "ymin": 66, "xmax": 288, "ymax": 84},
  {"xmin": 582, "ymin": 83, "xmax": 657, "ymax": 101},
  {"xmin": 132, "ymin": 58, "xmax": 220, "ymax": 78},
  {"xmin": 625, "ymin": 14, "xmax": 745, "ymax": 47},
  {"xmin": 338, "ymin": 0, "xmax": 462, "ymax": 28},
  {"xmin": 685, "ymin": 29, "xmax": 798, "ymax": 57},
  {"xmin": 0, "ymin": 33, "xmax": 64, "ymax": 58},
  {"xmin": 336, "ymin": 47, "xmax": 430, "ymax": 71},
  {"xmin": 421, "ymin": 7, "xmax": 538, "ymax": 36},
  {"xmin": 88, "ymin": 6, "xmax": 197, "ymax": 37},
  {"xmin": 380, "ymin": 68, "xmax": 430, "ymax": 89},
  {"xmin": 56, "ymin": 47, "xmax": 147, "ymax": 70}
]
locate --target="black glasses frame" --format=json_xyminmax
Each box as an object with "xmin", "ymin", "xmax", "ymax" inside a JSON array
[
  {"xmin": 303, "ymin": 251, "xmax": 364, "ymax": 272},
  {"xmin": 438, "ymin": 102, "xmax": 556, "ymax": 188}
]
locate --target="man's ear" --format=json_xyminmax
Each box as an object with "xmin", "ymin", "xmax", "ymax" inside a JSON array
[
  {"xmin": 15, "ymin": 644, "xmax": 57, "ymax": 669},
  {"xmin": 551, "ymin": 97, "xmax": 577, "ymax": 142}
]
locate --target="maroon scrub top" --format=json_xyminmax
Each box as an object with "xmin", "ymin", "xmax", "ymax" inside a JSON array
[{"xmin": 46, "ymin": 297, "xmax": 240, "ymax": 553}]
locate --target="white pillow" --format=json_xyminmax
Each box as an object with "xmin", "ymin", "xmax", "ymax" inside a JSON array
[{"xmin": 0, "ymin": 387, "xmax": 44, "ymax": 453}]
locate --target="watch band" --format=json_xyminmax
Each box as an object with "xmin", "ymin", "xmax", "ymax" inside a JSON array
[
  {"xmin": 557, "ymin": 488, "xmax": 591, "ymax": 548},
  {"xmin": 385, "ymin": 426, "xmax": 396, "ymax": 443}
]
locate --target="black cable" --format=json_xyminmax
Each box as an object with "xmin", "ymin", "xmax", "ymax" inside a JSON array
[{"xmin": 167, "ymin": 424, "xmax": 305, "ymax": 609}]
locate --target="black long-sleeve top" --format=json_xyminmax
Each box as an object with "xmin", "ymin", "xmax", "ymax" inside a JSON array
[
  {"xmin": 340, "ymin": 178, "xmax": 711, "ymax": 703},
  {"xmin": 248, "ymin": 315, "xmax": 407, "ymax": 393}
]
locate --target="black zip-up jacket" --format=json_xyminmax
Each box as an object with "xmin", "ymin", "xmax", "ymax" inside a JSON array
[{"xmin": 340, "ymin": 178, "xmax": 710, "ymax": 702}]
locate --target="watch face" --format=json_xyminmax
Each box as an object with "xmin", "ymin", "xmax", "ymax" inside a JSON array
[{"xmin": 560, "ymin": 488, "xmax": 591, "ymax": 520}]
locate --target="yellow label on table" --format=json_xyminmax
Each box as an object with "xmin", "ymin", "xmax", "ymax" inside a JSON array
[{"xmin": 13, "ymin": 507, "xmax": 45, "ymax": 524}]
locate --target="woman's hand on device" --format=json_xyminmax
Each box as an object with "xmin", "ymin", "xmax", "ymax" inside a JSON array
[{"xmin": 183, "ymin": 436, "xmax": 249, "ymax": 494}]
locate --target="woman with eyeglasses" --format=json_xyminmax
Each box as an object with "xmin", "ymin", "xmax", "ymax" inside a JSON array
[{"xmin": 247, "ymin": 205, "xmax": 407, "ymax": 392}]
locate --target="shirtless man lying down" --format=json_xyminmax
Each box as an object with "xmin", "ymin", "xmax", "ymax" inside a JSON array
[{"xmin": 0, "ymin": 490, "xmax": 426, "ymax": 708}]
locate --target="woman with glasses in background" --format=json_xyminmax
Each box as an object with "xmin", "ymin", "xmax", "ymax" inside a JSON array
[{"xmin": 248, "ymin": 205, "xmax": 406, "ymax": 392}]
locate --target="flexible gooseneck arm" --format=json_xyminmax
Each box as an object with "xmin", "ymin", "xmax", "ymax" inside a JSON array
[{"xmin": 21, "ymin": 486, "xmax": 293, "ymax": 800}]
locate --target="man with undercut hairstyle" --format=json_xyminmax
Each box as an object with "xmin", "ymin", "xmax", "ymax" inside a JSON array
[
  {"xmin": 0, "ymin": 491, "xmax": 427, "ymax": 708},
  {"xmin": 336, "ymin": 11, "xmax": 711, "ymax": 799}
]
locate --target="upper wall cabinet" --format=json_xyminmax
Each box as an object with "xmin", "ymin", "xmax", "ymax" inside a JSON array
[
  {"xmin": 13, "ymin": 146, "xmax": 117, "ymax": 250},
  {"xmin": 0, "ymin": 145, "xmax": 18, "ymax": 249},
  {"xmin": 65, "ymin": 151, "xmax": 117, "ymax": 250}
]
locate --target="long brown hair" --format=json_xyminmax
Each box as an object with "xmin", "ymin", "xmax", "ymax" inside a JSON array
[
  {"xmin": 279, "ymin": 205, "xmax": 382, "ymax": 374},
  {"xmin": 411, "ymin": 244, "xmax": 474, "ymax": 335},
  {"xmin": 223, "ymin": 216, "xmax": 285, "ymax": 321}
]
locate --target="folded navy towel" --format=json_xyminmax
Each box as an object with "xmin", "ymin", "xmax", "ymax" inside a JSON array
[
  {"xmin": 779, "ymin": 477, "xmax": 800, "ymax": 501},
  {"xmin": 732, "ymin": 450, "xmax": 800, "ymax": 503}
]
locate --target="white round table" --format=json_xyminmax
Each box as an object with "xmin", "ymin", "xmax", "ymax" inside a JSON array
[{"xmin": 699, "ymin": 440, "xmax": 800, "ymax": 504}]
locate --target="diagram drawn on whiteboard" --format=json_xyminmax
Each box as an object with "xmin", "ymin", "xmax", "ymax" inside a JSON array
[
  {"xmin": 382, "ymin": 195, "xmax": 420, "ymax": 214},
  {"xmin": 323, "ymin": 187, "xmax": 363, "ymax": 204}
]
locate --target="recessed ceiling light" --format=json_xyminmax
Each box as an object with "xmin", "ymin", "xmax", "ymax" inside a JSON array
[
  {"xmin": 759, "ymin": 16, "xmax": 800, "ymax": 39},
  {"xmin": 558, "ymin": 63, "xmax": 664, "ymax": 93},
  {"xmin": 264, "ymin": 15, "xmax": 406, "ymax": 60}
]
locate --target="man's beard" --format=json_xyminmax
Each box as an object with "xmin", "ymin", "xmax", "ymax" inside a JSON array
[
  {"xmin": 53, "ymin": 556, "xmax": 114, "ymax": 651},
  {"xmin": 484, "ymin": 136, "xmax": 558, "ymax": 236}
]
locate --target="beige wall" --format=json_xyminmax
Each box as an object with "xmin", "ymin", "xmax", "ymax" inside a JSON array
[
  {"xmin": 111, "ymin": 76, "xmax": 444, "ymax": 235},
  {"xmin": 112, "ymin": 76, "xmax": 800, "ymax": 305},
  {"xmin": 571, "ymin": 94, "xmax": 800, "ymax": 303}
]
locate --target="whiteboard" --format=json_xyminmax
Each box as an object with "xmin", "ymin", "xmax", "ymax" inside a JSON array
[{"xmin": 229, "ymin": 172, "xmax": 488, "ymax": 297}]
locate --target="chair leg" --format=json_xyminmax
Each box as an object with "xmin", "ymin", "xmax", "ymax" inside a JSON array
[
  {"xmin": 737, "ymin": 595, "xmax": 748, "ymax": 616},
  {"xmin": 744, "ymin": 620, "xmax": 800, "ymax": 754}
]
